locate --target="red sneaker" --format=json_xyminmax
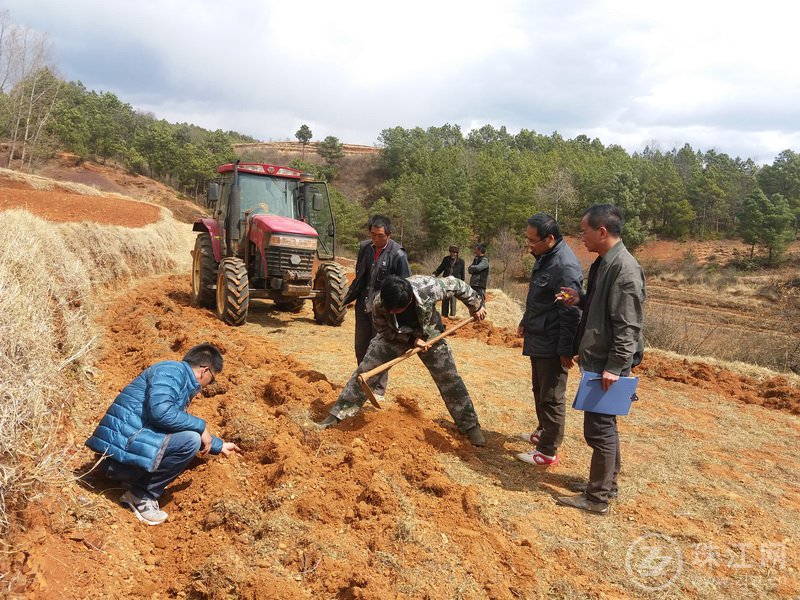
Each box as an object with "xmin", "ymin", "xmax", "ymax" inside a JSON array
[
  {"xmin": 515, "ymin": 449, "xmax": 558, "ymax": 466},
  {"xmin": 518, "ymin": 429, "xmax": 543, "ymax": 445}
]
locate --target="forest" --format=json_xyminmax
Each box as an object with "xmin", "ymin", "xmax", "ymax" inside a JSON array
[{"xmin": 1, "ymin": 10, "xmax": 797, "ymax": 263}]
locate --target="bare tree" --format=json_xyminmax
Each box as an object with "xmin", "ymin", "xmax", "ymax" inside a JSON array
[
  {"xmin": 0, "ymin": 12, "xmax": 58, "ymax": 169},
  {"xmin": 0, "ymin": 9, "xmax": 16, "ymax": 93},
  {"xmin": 17, "ymin": 68, "xmax": 61, "ymax": 169},
  {"xmin": 490, "ymin": 226, "xmax": 524, "ymax": 288},
  {"xmin": 536, "ymin": 168, "xmax": 578, "ymax": 222}
]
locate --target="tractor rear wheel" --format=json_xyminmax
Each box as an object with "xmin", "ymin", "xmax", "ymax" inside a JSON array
[
  {"xmin": 215, "ymin": 257, "xmax": 249, "ymax": 326},
  {"xmin": 191, "ymin": 233, "xmax": 217, "ymax": 308},
  {"xmin": 275, "ymin": 299, "xmax": 305, "ymax": 312},
  {"xmin": 312, "ymin": 262, "xmax": 347, "ymax": 326}
]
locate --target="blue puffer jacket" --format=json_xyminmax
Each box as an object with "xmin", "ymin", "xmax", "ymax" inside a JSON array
[{"xmin": 86, "ymin": 360, "xmax": 223, "ymax": 472}]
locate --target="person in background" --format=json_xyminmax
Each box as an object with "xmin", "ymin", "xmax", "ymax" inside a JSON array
[
  {"xmin": 515, "ymin": 213, "xmax": 583, "ymax": 468},
  {"xmin": 468, "ymin": 243, "xmax": 489, "ymax": 308},
  {"xmin": 342, "ymin": 215, "xmax": 411, "ymax": 403},
  {"xmin": 432, "ymin": 245, "xmax": 465, "ymax": 317},
  {"xmin": 556, "ymin": 204, "xmax": 646, "ymax": 515},
  {"xmin": 86, "ymin": 343, "xmax": 240, "ymax": 525},
  {"xmin": 316, "ymin": 275, "xmax": 488, "ymax": 447}
]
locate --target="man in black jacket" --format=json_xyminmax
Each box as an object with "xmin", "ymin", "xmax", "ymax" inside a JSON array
[
  {"xmin": 432, "ymin": 245, "xmax": 465, "ymax": 317},
  {"xmin": 515, "ymin": 214, "xmax": 583, "ymax": 468},
  {"xmin": 468, "ymin": 243, "xmax": 489, "ymax": 308},
  {"xmin": 342, "ymin": 215, "xmax": 411, "ymax": 401}
]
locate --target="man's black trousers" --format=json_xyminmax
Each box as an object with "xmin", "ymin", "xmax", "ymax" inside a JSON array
[
  {"xmin": 530, "ymin": 356, "xmax": 568, "ymax": 456},
  {"xmin": 583, "ymin": 411, "xmax": 621, "ymax": 504}
]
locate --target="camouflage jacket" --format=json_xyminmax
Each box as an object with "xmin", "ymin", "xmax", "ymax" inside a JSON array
[{"xmin": 373, "ymin": 275, "xmax": 482, "ymax": 344}]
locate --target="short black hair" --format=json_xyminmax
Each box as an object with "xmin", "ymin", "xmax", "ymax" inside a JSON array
[
  {"xmin": 183, "ymin": 343, "xmax": 223, "ymax": 373},
  {"xmin": 527, "ymin": 213, "xmax": 562, "ymax": 241},
  {"xmin": 379, "ymin": 275, "xmax": 413, "ymax": 310},
  {"xmin": 583, "ymin": 204, "xmax": 624, "ymax": 236},
  {"xmin": 368, "ymin": 214, "xmax": 392, "ymax": 235},
  {"xmin": 474, "ymin": 242, "xmax": 487, "ymax": 254}
]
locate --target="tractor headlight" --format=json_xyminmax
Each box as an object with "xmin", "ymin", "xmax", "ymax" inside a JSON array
[{"xmin": 268, "ymin": 235, "xmax": 317, "ymax": 250}]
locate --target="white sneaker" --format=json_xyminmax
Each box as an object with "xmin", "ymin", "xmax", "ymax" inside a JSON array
[
  {"xmin": 519, "ymin": 429, "xmax": 543, "ymax": 445},
  {"xmin": 515, "ymin": 449, "xmax": 559, "ymax": 466},
  {"xmin": 120, "ymin": 490, "xmax": 168, "ymax": 525},
  {"xmin": 373, "ymin": 393, "xmax": 385, "ymax": 402}
]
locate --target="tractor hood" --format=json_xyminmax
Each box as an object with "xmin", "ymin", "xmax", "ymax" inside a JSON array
[{"xmin": 249, "ymin": 214, "xmax": 318, "ymax": 247}]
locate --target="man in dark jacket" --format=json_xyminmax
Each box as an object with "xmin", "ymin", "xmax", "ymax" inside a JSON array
[
  {"xmin": 342, "ymin": 215, "xmax": 411, "ymax": 402},
  {"xmin": 556, "ymin": 204, "xmax": 646, "ymax": 515},
  {"xmin": 432, "ymin": 245, "xmax": 465, "ymax": 317},
  {"xmin": 515, "ymin": 213, "xmax": 583, "ymax": 467},
  {"xmin": 86, "ymin": 343, "xmax": 240, "ymax": 525},
  {"xmin": 468, "ymin": 243, "xmax": 489, "ymax": 308}
]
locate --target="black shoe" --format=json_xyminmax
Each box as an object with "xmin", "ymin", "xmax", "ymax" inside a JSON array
[
  {"xmin": 315, "ymin": 414, "xmax": 341, "ymax": 430},
  {"xmin": 467, "ymin": 425, "xmax": 486, "ymax": 447},
  {"xmin": 556, "ymin": 494, "xmax": 609, "ymax": 515},
  {"xmin": 567, "ymin": 481, "xmax": 618, "ymax": 499}
]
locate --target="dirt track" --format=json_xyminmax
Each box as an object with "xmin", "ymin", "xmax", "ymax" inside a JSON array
[{"xmin": 4, "ymin": 177, "xmax": 800, "ymax": 598}]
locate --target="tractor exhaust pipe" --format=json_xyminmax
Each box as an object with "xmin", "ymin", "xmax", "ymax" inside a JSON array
[{"xmin": 228, "ymin": 160, "xmax": 242, "ymax": 255}]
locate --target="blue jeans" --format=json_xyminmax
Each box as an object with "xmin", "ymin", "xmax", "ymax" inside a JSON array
[{"xmin": 100, "ymin": 431, "xmax": 202, "ymax": 500}]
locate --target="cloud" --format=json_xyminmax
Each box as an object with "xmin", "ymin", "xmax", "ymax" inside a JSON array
[{"xmin": 3, "ymin": 0, "xmax": 798, "ymax": 162}]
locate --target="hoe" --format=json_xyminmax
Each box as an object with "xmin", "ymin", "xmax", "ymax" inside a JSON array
[{"xmin": 357, "ymin": 316, "xmax": 476, "ymax": 408}]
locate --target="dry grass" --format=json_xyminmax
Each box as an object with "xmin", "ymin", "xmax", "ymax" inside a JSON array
[
  {"xmin": 645, "ymin": 306, "xmax": 800, "ymax": 373},
  {"xmin": 0, "ymin": 202, "xmax": 190, "ymax": 534},
  {"xmin": 485, "ymin": 288, "xmax": 524, "ymax": 330},
  {"xmin": 645, "ymin": 252, "xmax": 800, "ymax": 374}
]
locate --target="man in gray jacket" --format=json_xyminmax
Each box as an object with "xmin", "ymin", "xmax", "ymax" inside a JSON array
[
  {"xmin": 556, "ymin": 204, "xmax": 646, "ymax": 515},
  {"xmin": 515, "ymin": 213, "xmax": 583, "ymax": 467}
]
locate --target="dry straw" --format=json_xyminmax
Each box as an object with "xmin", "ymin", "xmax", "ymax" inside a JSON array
[{"xmin": 0, "ymin": 203, "xmax": 186, "ymax": 532}]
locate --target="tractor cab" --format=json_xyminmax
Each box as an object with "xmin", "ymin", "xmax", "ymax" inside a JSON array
[{"xmin": 206, "ymin": 162, "xmax": 335, "ymax": 260}]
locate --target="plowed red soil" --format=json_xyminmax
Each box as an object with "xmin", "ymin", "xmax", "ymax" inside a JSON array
[
  {"xmin": 0, "ymin": 183, "xmax": 160, "ymax": 227},
  {"xmin": 0, "ymin": 154, "xmax": 207, "ymax": 223},
  {"xmin": 8, "ymin": 273, "xmax": 797, "ymax": 598},
  {"xmin": 4, "ymin": 172, "xmax": 800, "ymax": 598}
]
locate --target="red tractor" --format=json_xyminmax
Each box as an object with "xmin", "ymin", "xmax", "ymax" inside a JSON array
[{"xmin": 191, "ymin": 161, "xmax": 348, "ymax": 326}]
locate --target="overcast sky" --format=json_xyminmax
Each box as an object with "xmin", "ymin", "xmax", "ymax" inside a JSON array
[{"xmin": 5, "ymin": 0, "xmax": 799, "ymax": 164}]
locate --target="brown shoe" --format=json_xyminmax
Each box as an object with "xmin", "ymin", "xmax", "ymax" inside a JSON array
[
  {"xmin": 556, "ymin": 494, "xmax": 609, "ymax": 515},
  {"xmin": 467, "ymin": 425, "xmax": 486, "ymax": 447},
  {"xmin": 567, "ymin": 481, "xmax": 618, "ymax": 499}
]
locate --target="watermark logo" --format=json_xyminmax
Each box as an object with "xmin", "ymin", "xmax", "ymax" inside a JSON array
[{"xmin": 625, "ymin": 533, "xmax": 683, "ymax": 591}]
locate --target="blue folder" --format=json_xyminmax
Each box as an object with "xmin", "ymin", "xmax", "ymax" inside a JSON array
[{"xmin": 572, "ymin": 371, "xmax": 639, "ymax": 416}]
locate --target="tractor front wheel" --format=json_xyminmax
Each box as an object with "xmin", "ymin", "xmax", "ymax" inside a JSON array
[
  {"xmin": 191, "ymin": 233, "xmax": 218, "ymax": 308},
  {"xmin": 216, "ymin": 258, "xmax": 249, "ymax": 326},
  {"xmin": 312, "ymin": 262, "xmax": 347, "ymax": 326}
]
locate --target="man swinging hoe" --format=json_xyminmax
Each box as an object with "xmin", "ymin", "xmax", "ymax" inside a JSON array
[{"xmin": 316, "ymin": 275, "xmax": 488, "ymax": 447}]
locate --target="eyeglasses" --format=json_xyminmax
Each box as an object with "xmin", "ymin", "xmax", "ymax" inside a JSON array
[{"xmin": 203, "ymin": 366, "xmax": 216, "ymax": 384}]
